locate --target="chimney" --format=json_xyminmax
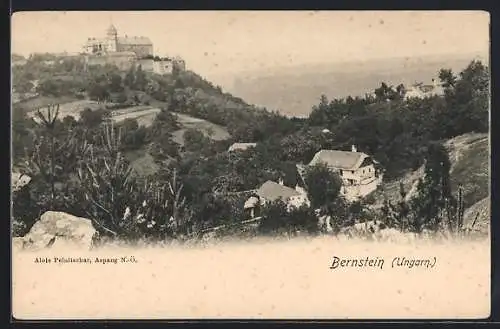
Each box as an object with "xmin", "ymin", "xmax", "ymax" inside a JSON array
[{"xmin": 351, "ymin": 145, "xmax": 357, "ymax": 153}]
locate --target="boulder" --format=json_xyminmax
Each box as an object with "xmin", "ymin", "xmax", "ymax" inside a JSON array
[{"xmin": 22, "ymin": 211, "xmax": 97, "ymax": 251}]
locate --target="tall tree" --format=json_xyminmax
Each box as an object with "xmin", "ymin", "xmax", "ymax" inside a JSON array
[
  {"xmin": 134, "ymin": 65, "xmax": 147, "ymax": 91},
  {"xmin": 409, "ymin": 142, "xmax": 453, "ymax": 232},
  {"xmin": 304, "ymin": 163, "xmax": 342, "ymax": 209},
  {"xmin": 124, "ymin": 65, "xmax": 135, "ymax": 88}
]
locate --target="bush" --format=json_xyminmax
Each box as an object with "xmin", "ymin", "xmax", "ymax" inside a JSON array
[{"xmin": 258, "ymin": 201, "xmax": 318, "ymax": 236}]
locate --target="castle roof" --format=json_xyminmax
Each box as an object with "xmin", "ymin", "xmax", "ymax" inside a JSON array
[
  {"xmin": 107, "ymin": 24, "xmax": 117, "ymax": 35},
  {"xmin": 118, "ymin": 36, "xmax": 153, "ymax": 46},
  {"xmin": 308, "ymin": 150, "xmax": 369, "ymax": 171}
]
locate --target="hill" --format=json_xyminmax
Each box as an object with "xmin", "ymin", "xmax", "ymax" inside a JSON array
[
  {"xmin": 372, "ymin": 132, "xmax": 489, "ymax": 232},
  {"xmin": 228, "ymin": 53, "xmax": 487, "ymax": 117}
]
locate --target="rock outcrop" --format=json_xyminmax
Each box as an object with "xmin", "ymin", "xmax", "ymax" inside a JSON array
[
  {"xmin": 463, "ymin": 197, "xmax": 490, "ymax": 235},
  {"xmin": 21, "ymin": 211, "xmax": 97, "ymax": 251}
]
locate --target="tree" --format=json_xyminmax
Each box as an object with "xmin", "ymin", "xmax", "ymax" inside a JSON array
[
  {"xmin": 88, "ymin": 83, "xmax": 110, "ymax": 102},
  {"xmin": 438, "ymin": 68, "xmax": 457, "ymax": 89},
  {"xmin": 409, "ymin": 142, "xmax": 454, "ymax": 232},
  {"xmin": 183, "ymin": 128, "xmax": 209, "ymax": 152},
  {"xmin": 124, "ymin": 65, "xmax": 135, "ymax": 88},
  {"xmin": 80, "ymin": 108, "xmax": 107, "ymax": 128},
  {"xmin": 258, "ymin": 200, "xmax": 289, "ymax": 235},
  {"xmin": 109, "ymin": 73, "xmax": 124, "ymax": 92},
  {"xmin": 77, "ymin": 125, "xmax": 172, "ymax": 239},
  {"xmin": 15, "ymin": 80, "xmax": 34, "ymax": 94},
  {"xmin": 304, "ymin": 163, "xmax": 342, "ymax": 209},
  {"xmin": 116, "ymin": 91, "xmax": 128, "ymax": 104},
  {"xmin": 287, "ymin": 205, "xmax": 319, "ymax": 234},
  {"xmin": 134, "ymin": 65, "xmax": 147, "ymax": 91},
  {"xmin": 36, "ymin": 79, "xmax": 60, "ymax": 97},
  {"xmin": 22, "ymin": 105, "xmax": 86, "ymax": 212},
  {"xmin": 374, "ymin": 82, "xmax": 397, "ymax": 102}
]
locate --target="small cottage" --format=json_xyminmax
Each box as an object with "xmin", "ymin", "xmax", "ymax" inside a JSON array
[
  {"xmin": 243, "ymin": 179, "xmax": 310, "ymax": 218},
  {"xmin": 228, "ymin": 142, "xmax": 257, "ymax": 153},
  {"xmin": 306, "ymin": 145, "xmax": 383, "ymax": 201}
]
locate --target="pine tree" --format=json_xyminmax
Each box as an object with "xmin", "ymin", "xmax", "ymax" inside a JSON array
[
  {"xmin": 134, "ymin": 65, "xmax": 147, "ymax": 91},
  {"xmin": 409, "ymin": 142, "xmax": 454, "ymax": 232}
]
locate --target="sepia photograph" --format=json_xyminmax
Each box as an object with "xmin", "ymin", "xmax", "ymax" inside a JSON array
[{"xmin": 11, "ymin": 10, "xmax": 490, "ymax": 320}]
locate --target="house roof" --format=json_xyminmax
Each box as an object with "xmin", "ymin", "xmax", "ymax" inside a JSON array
[
  {"xmin": 244, "ymin": 196, "xmax": 260, "ymax": 209},
  {"xmin": 228, "ymin": 142, "xmax": 257, "ymax": 152},
  {"xmin": 256, "ymin": 181, "xmax": 300, "ymax": 202},
  {"xmin": 118, "ymin": 36, "xmax": 153, "ymax": 46},
  {"xmin": 308, "ymin": 150, "xmax": 368, "ymax": 170}
]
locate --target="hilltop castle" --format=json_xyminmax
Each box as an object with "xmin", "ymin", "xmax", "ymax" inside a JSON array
[{"xmin": 83, "ymin": 24, "xmax": 185, "ymax": 74}]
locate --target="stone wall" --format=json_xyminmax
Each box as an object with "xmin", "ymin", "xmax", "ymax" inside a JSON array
[
  {"xmin": 136, "ymin": 59, "xmax": 155, "ymax": 72},
  {"xmin": 86, "ymin": 54, "xmax": 136, "ymax": 71},
  {"xmin": 117, "ymin": 44, "xmax": 153, "ymax": 58}
]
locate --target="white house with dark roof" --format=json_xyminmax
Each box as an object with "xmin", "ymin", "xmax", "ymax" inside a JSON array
[
  {"xmin": 243, "ymin": 179, "xmax": 310, "ymax": 218},
  {"xmin": 305, "ymin": 145, "xmax": 383, "ymax": 201},
  {"xmin": 404, "ymin": 79, "xmax": 444, "ymax": 100},
  {"xmin": 228, "ymin": 142, "xmax": 257, "ymax": 153}
]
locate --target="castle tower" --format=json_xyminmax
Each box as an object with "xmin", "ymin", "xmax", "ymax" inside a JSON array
[{"xmin": 106, "ymin": 24, "xmax": 118, "ymax": 53}]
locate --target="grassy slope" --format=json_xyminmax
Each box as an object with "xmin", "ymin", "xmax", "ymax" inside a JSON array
[
  {"xmin": 372, "ymin": 132, "xmax": 489, "ymax": 220},
  {"xmin": 15, "ymin": 95, "xmax": 79, "ymax": 111}
]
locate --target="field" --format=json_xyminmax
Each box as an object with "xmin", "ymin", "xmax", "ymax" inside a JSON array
[
  {"xmin": 110, "ymin": 106, "xmax": 162, "ymax": 127},
  {"xmin": 171, "ymin": 113, "xmax": 231, "ymax": 146},
  {"xmin": 24, "ymin": 99, "xmax": 107, "ymax": 121},
  {"xmin": 16, "ymin": 95, "xmax": 79, "ymax": 112}
]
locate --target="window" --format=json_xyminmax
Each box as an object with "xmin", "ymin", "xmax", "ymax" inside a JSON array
[{"xmin": 352, "ymin": 171, "xmax": 354, "ymax": 174}]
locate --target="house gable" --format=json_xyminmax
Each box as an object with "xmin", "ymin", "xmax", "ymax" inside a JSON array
[{"xmin": 256, "ymin": 181, "xmax": 300, "ymax": 203}]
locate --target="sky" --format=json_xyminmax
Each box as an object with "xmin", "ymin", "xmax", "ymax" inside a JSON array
[{"xmin": 11, "ymin": 11, "xmax": 490, "ymax": 84}]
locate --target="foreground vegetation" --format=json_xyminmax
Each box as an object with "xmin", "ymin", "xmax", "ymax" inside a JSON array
[{"xmin": 12, "ymin": 54, "xmax": 489, "ymax": 242}]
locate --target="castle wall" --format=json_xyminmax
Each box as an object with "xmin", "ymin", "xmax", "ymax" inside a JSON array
[
  {"xmin": 117, "ymin": 44, "xmax": 153, "ymax": 57},
  {"xmin": 136, "ymin": 59, "xmax": 155, "ymax": 72},
  {"xmin": 153, "ymin": 60, "xmax": 174, "ymax": 75},
  {"xmin": 86, "ymin": 54, "xmax": 136, "ymax": 71}
]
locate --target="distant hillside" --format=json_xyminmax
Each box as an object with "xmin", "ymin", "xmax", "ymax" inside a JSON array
[
  {"xmin": 12, "ymin": 53, "xmax": 26, "ymax": 61},
  {"xmin": 228, "ymin": 53, "xmax": 488, "ymax": 117}
]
